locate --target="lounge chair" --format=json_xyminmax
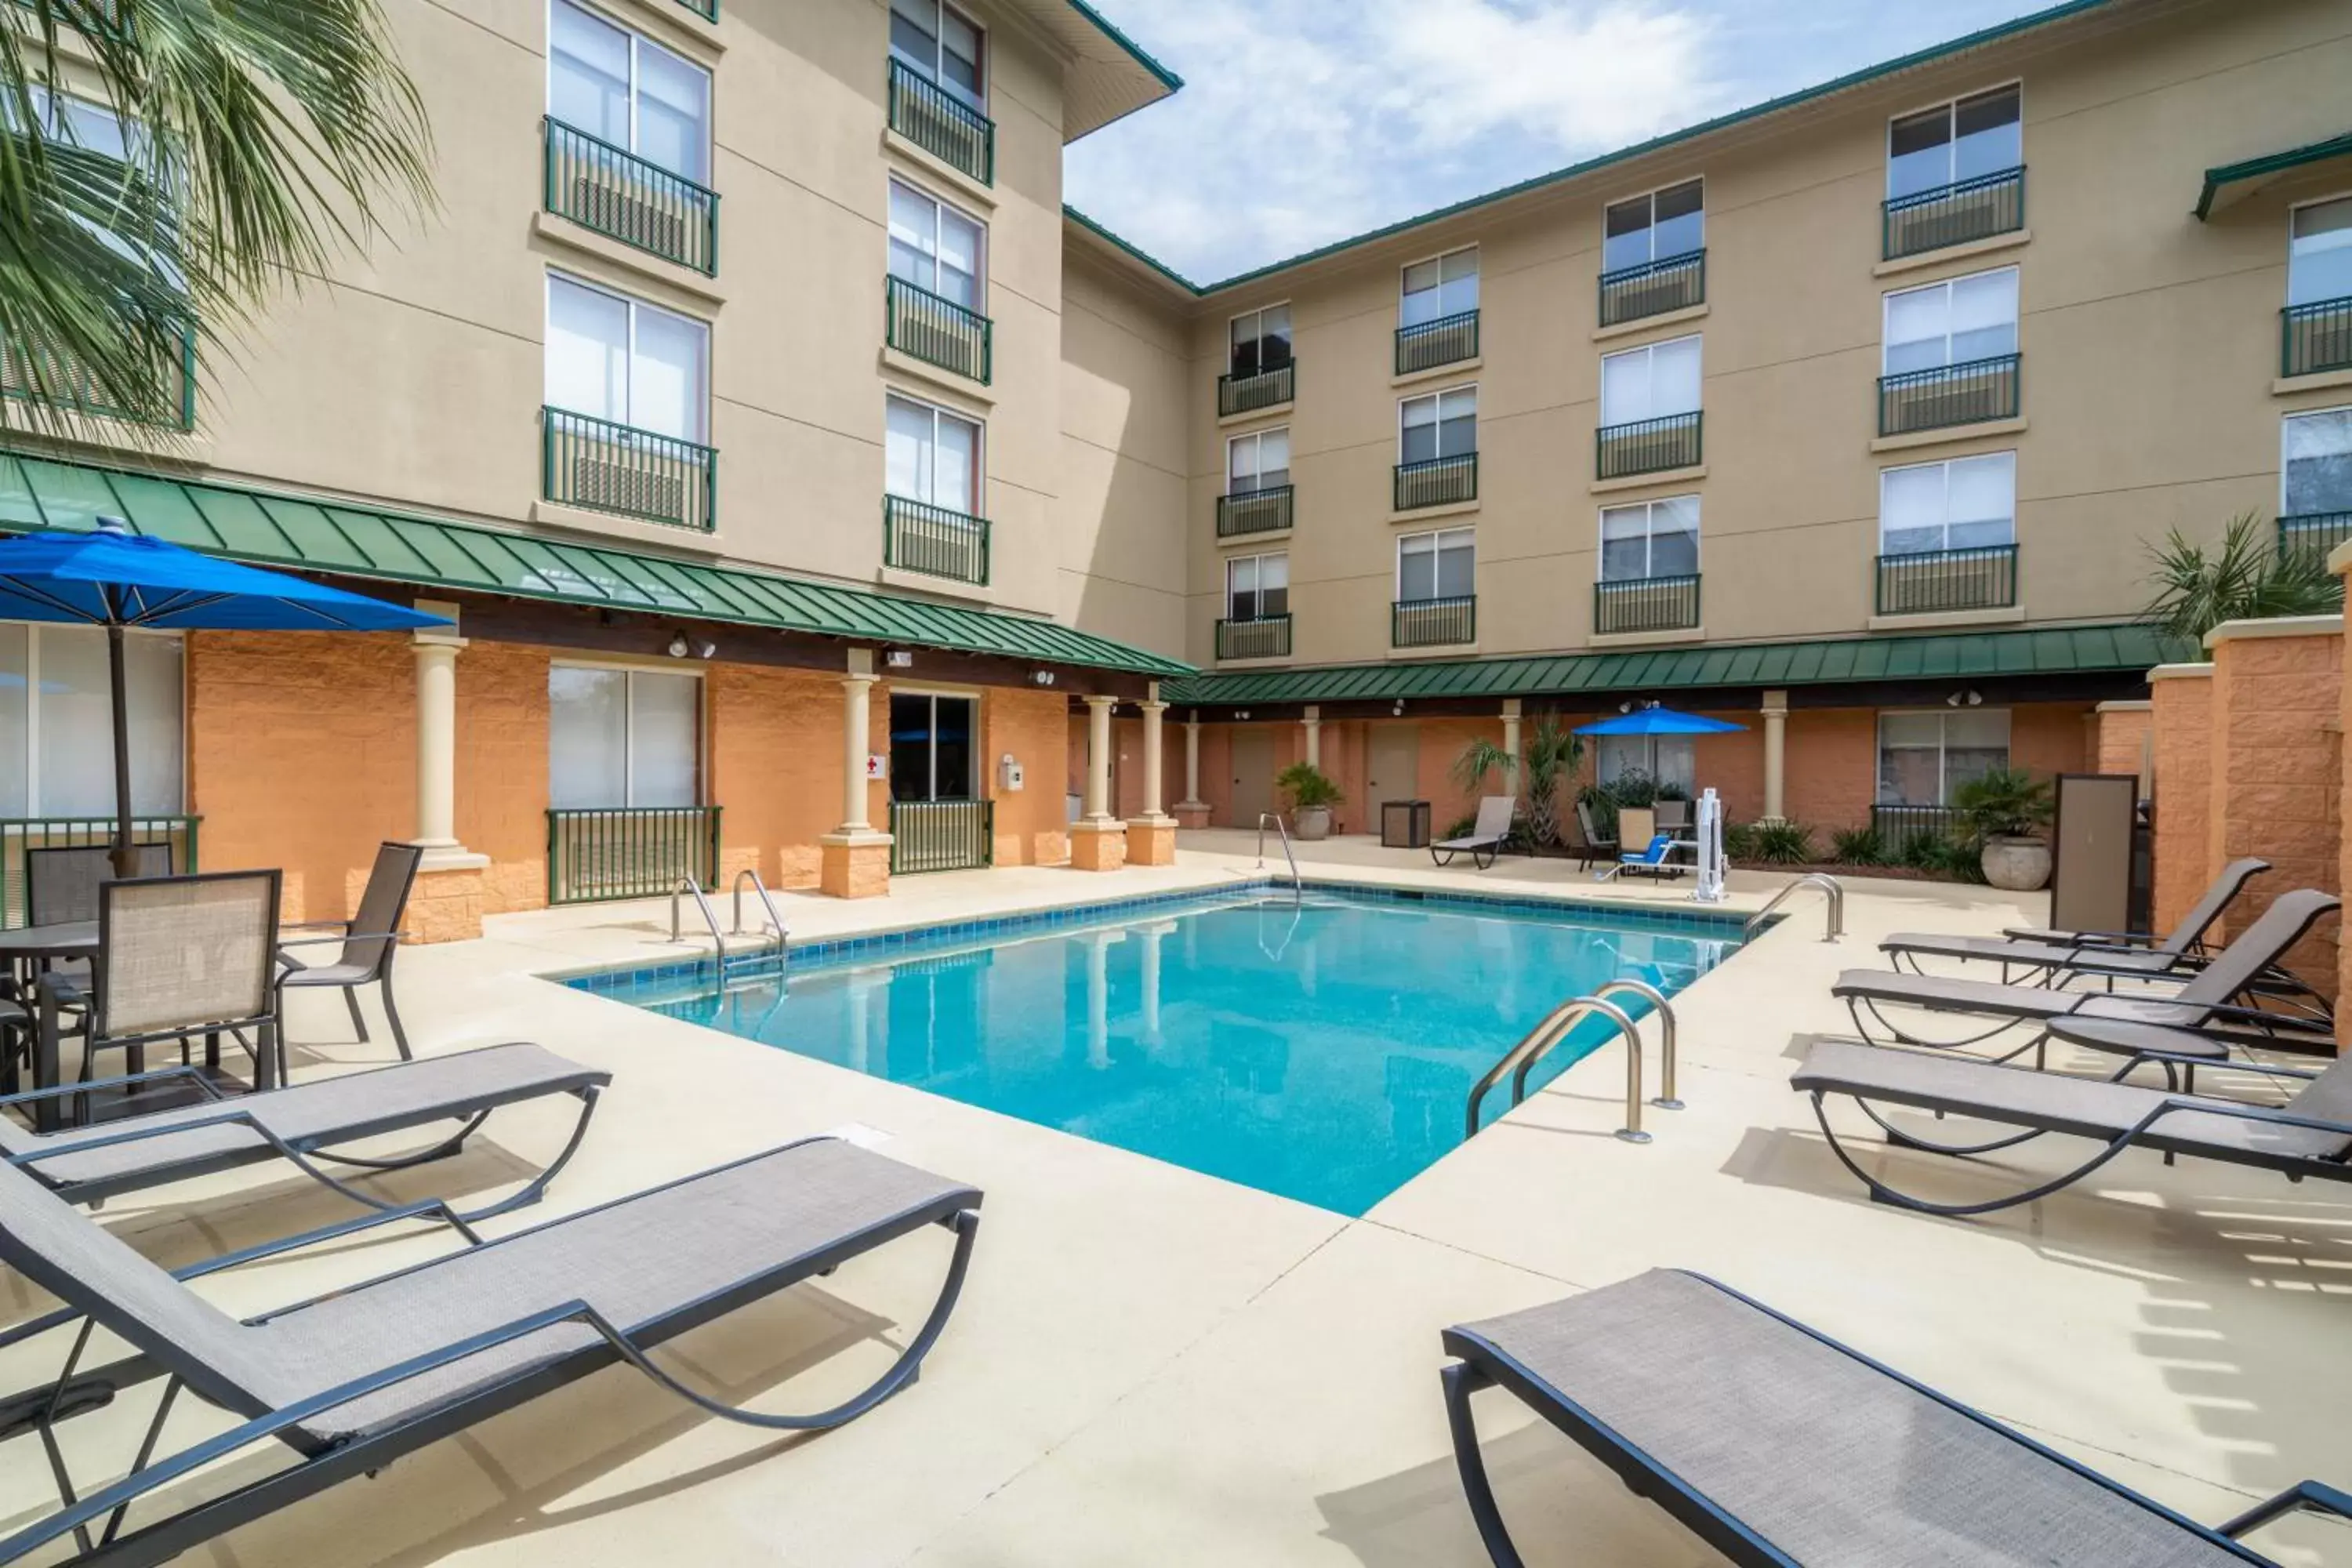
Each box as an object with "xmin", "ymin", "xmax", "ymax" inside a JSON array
[
  {"xmin": 1433, "ymin": 797, "xmax": 1515, "ymax": 869},
  {"xmin": 278, "ymin": 840, "xmax": 424, "ymax": 1066},
  {"xmin": 1596, "ymin": 833, "xmax": 1687, "ymax": 882},
  {"xmin": 0, "ymin": 1135, "xmax": 982, "ymax": 1566},
  {"xmin": 1441, "ymin": 1268, "xmax": 2348, "ymax": 1566}
]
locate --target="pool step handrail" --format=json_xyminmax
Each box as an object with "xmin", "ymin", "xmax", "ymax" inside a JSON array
[
  {"xmin": 669, "ymin": 876, "xmax": 728, "ymax": 966},
  {"xmin": 730, "ymin": 868, "xmax": 789, "ymax": 968},
  {"xmin": 1255, "ymin": 811, "xmax": 1303, "ymax": 902},
  {"xmin": 1464, "ymin": 982, "xmax": 1682, "ymax": 1145},
  {"xmin": 1744, "ymin": 873, "xmax": 1844, "ymax": 943},
  {"xmin": 1508, "ymin": 978, "xmax": 1681, "ymax": 1112}
]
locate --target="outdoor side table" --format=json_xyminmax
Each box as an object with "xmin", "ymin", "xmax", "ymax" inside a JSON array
[{"xmin": 1381, "ymin": 800, "xmax": 1432, "ymax": 849}]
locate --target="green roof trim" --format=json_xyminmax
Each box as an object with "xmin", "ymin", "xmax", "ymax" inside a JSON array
[
  {"xmin": 0, "ymin": 452, "xmax": 1192, "ymax": 678},
  {"xmin": 2194, "ymin": 129, "xmax": 2352, "ymax": 220},
  {"xmin": 1064, "ymin": 0, "xmax": 1181, "ymax": 93},
  {"xmin": 1163, "ymin": 623, "xmax": 2189, "ymax": 706}
]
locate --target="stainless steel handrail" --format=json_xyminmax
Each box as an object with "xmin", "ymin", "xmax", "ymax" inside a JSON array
[
  {"xmin": 1744, "ymin": 872, "xmax": 1844, "ymax": 942},
  {"xmin": 1465, "ymin": 994, "xmax": 1651, "ymax": 1145},
  {"xmin": 731, "ymin": 868, "xmax": 789, "ymax": 955},
  {"xmin": 1255, "ymin": 811, "xmax": 1302, "ymax": 902},
  {"xmin": 1508, "ymin": 978, "xmax": 1681, "ymax": 1112},
  {"xmin": 669, "ymin": 877, "xmax": 727, "ymax": 963}
]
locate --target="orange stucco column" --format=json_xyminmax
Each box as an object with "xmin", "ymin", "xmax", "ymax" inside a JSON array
[
  {"xmin": 2147, "ymin": 663, "xmax": 2214, "ymax": 940},
  {"xmin": 2092, "ymin": 699, "xmax": 2152, "ymax": 797}
]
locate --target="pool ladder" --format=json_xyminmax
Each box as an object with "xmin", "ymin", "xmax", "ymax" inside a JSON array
[
  {"xmin": 1744, "ymin": 873, "xmax": 1844, "ymax": 942},
  {"xmin": 1463, "ymin": 978, "xmax": 1680, "ymax": 1145},
  {"xmin": 670, "ymin": 871, "xmax": 789, "ymax": 975},
  {"xmin": 1255, "ymin": 812, "xmax": 1303, "ymax": 903}
]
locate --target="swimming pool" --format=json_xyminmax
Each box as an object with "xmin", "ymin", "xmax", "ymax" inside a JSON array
[{"xmin": 573, "ymin": 885, "xmax": 1745, "ymax": 1215}]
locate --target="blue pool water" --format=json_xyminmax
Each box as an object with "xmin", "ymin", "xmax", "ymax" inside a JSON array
[{"xmin": 574, "ymin": 887, "xmax": 1744, "ymax": 1215}]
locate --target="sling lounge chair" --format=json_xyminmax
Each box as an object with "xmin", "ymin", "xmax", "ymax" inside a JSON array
[
  {"xmin": 0, "ymin": 1135, "xmax": 981, "ymax": 1567},
  {"xmin": 1441, "ymin": 1268, "xmax": 2348, "ymax": 1566},
  {"xmin": 1433, "ymin": 797, "xmax": 1515, "ymax": 869},
  {"xmin": 1598, "ymin": 833, "xmax": 1686, "ymax": 883}
]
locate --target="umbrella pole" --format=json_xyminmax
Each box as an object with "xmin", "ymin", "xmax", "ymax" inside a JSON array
[{"xmin": 107, "ymin": 619, "xmax": 137, "ymax": 880}]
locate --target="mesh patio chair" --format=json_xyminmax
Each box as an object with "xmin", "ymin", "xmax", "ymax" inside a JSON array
[
  {"xmin": 1575, "ymin": 799, "xmax": 1618, "ymax": 869},
  {"xmin": 1653, "ymin": 799, "xmax": 1690, "ymax": 833},
  {"xmin": 278, "ymin": 842, "xmax": 423, "ymax": 1064},
  {"xmin": 23, "ymin": 844, "xmax": 175, "ymax": 928}
]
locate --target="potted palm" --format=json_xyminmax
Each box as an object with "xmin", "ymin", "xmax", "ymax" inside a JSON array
[
  {"xmin": 1276, "ymin": 761, "xmax": 1345, "ymax": 841},
  {"xmin": 1953, "ymin": 767, "xmax": 2054, "ymax": 891}
]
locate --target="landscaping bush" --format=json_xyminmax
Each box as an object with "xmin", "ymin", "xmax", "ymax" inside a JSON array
[
  {"xmin": 1952, "ymin": 766, "xmax": 2051, "ymax": 841},
  {"xmin": 1901, "ymin": 831, "xmax": 1986, "ymax": 883},
  {"xmin": 1829, "ymin": 826, "xmax": 1889, "ymax": 866},
  {"xmin": 1748, "ymin": 819, "xmax": 1816, "ymax": 865},
  {"xmin": 1722, "ymin": 820, "xmax": 1759, "ymax": 861},
  {"xmin": 1274, "ymin": 761, "xmax": 1343, "ymax": 811},
  {"xmin": 1441, "ymin": 812, "xmax": 1479, "ymax": 841}
]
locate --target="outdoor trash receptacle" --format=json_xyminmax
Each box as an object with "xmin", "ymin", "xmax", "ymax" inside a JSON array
[{"xmin": 1381, "ymin": 800, "xmax": 1432, "ymax": 849}]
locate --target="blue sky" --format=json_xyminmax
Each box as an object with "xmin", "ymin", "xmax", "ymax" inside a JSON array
[{"xmin": 1065, "ymin": 0, "xmax": 2061, "ymax": 284}]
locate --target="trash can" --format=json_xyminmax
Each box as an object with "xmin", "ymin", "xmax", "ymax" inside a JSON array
[{"xmin": 1381, "ymin": 799, "xmax": 1432, "ymax": 849}]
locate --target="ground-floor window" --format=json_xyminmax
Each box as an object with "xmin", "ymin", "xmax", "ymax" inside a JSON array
[
  {"xmin": 890, "ymin": 691, "xmax": 976, "ymax": 801},
  {"xmin": 1596, "ymin": 734, "xmax": 1694, "ymax": 795},
  {"xmin": 0, "ymin": 622, "xmax": 183, "ymax": 817},
  {"xmin": 547, "ymin": 665, "xmax": 701, "ymax": 808},
  {"xmin": 1876, "ymin": 709, "xmax": 2009, "ymax": 805}
]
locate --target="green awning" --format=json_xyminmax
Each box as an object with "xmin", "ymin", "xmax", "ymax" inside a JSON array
[
  {"xmin": 2195, "ymin": 130, "xmax": 2352, "ymax": 220},
  {"xmin": 1163, "ymin": 623, "xmax": 2190, "ymax": 707},
  {"xmin": 0, "ymin": 452, "xmax": 1192, "ymax": 678}
]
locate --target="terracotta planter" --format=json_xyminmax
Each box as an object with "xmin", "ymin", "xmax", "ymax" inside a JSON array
[
  {"xmin": 1979, "ymin": 834, "xmax": 2050, "ymax": 891},
  {"xmin": 1293, "ymin": 805, "xmax": 1334, "ymax": 841}
]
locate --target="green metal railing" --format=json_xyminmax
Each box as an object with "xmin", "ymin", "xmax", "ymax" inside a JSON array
[
  {"xmin": 675, "ymin": 0, "xmax": 717, "ymax": 17},
  {"xmin": 1875, "ymin": 543, "xmax": 2017, "ymax": 615},
  {"xmin": 2281, "ymin": 295, "xmax": 2352, "ymax": 379},
  {"xmin": 543, "ymin": 117, "xmax": 719, "ymax": 276},
  {"xmin": 884, "ymin": 493, "xmax": 989, "ymax": 584},
  {"xmin": 1394, "ymin": 452, "xmax": 1477, "ymax": 511},
  {"xmin": 1395, "ymin": 310, "xmax": 1479, "ymax": 376},
  {"xmin": 1217, "ymin": 484, "xmax": 1294, "ymax": 537},
  {"xmin": 889, "ymin": 798, "xmax": 993, "ymax": 873},
  {"xmin": 887, "ymin": 57, "xmax": 993, "ymax": 186},
  {"xmin": 1598, "ymin": 250, "xmax": 1704, "ymax": 328},
  {"xmin": 546, "ymin": 806, "xmax": 720, "ymax": 905},
  {"xmin": 1877, "ymin": 352, "xmax": 2020, "ymax": 437},
  {"xmin": 2278, "ymin": 510, "xmax": 2352, "ymax": 561},
  {"xmin": 2, "ymin": 815, "xmax": 200, "ymax": 928},
  {"xmin": 885, "ymin": 274, "xmax": 992, "ymax": 383},
  {"xmin": 1216, "ymin": 614, "xmax": 1291, "ymax": 660},
  {"xmin": 1871, "ymin": 804, "xmax": 1968, "ymax": 858},
  {"xmin": 0, "ymin": 328, "xmax": 196, "ymax": 431},
  {"xmin": 1594, "ymin": 572, "xmax": 1700, "ymax": 635},
  {"xmin": 1392, "ymin": 595, "xmax": 1475, "ymax": 648},
  {"xmin": 1595, "ymin": 410, "xmax": 1701, "ymax": 480},
  {"xmin": 542, "ymin": 405, "xmax": 717, "ymax": 531},
  {"xmin": 1218, "ymin": 361, "xmax": 1294, "ymax": 417},
  {"xmin": 1882, "ymin": 165, "xmax": 2025, "ymax": 260}
]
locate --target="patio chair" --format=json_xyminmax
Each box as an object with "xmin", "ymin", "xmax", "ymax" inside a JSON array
[
  {"xmin": 22, "ymin": 843, "xmax": 176, "ymax": 927},
  {"xmin": 1573, "ymin": 799, "xmax": 1617, "ymax": 869},
  {"xmin": 1596, "ymin": 833, "xmax": 1688, "ymax": 883},
  {"xmin": 0, "ymin": 1135, "xmax": 982, "ymax": 1567},
  {"xmin": 278, "ymin": 840, "xmax": 424, "ymax": 1063},
  {"xmin": 1432, "ymin": 797, "xmax": 1516, "ymax": 869},
  {"xmin": 1653, "ymin": 799, "xmax": 1690, "ymax": 833},
  {"xmin": 1440, "ymin": 1267, "xmax": 2348, "ymax": 1566}
]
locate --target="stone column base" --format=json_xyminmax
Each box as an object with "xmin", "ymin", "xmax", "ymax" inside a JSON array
[
  {"xmin": 1171, "ymin": 802, "xmax": 1211, "ymax": 829},
  {"xmin": 1069, "ymin": 819, "xmax": 1128, "ymax": 872},
  {"xmin": 819, "ymin": 832, "xmax": 894, "ymax": 899},
  {"xmin": 408, "ymin": 862, "xmax": 489, "ymax": 944},
  {"xmin": 1126, "ymin": 815, "xmax": 1176, "ymax": 866}
]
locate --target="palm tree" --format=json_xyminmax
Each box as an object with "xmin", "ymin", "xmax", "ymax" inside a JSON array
[
  {"xmin": 1519, "ymin": 711, "xmax": 1582, "ymax": 848},
  {"xmin": 0, "ymin": 0, "xmax": 433, "ymax": 439},
  {"xmin": 2141, "ymin": 512, "xmax": 2339, "ymax": 642}
]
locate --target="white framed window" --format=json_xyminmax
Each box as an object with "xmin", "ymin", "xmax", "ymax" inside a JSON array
[
  {"xmin": 1877, "ymin": 710, "xmax": 2010, "ymax": 806},
  {"xmin": 2283, "ymin": 406, "xmax": 2352, "ymax": 516},
  {"xmin": 1599, "ymin": 334, "xmax": 1700, "ymax": 426},
  {"xmin": 1400, "ymin": 386, "xmax": 1476, "ymax": 463},
  {"xmin": 1229, "ymin": 303, "xmax": 1292, "ymax": 378},
  {"xmin": 1883, "ymin": 267, "xmax": 2018, "ymax": 374},
  {"xmin": 1598, "ymin": 735, "xmax": 1693, "ymax": 795},
  {"xmin": 547, "ymin": 664, "xmax": 702, "ymax": 809},
  {"xmin": 1600, "ymin": 496, "xmax": 1700, "ymax": 582},
  {"xmin": 1888, "ymin": 83, "xmax": 2020, "ymax": 199},
  {"xmin": 1225, "ymin": 553, "xmax": 1288, "ymax": 621},
  {"xmin": 1879, "ymin": 452, "xmax": 2016, "ymax": 556},
  {"xmin": 888, "ymin": 0, "xmax": 984, "ymax": 108},
  {"xmin": 22, "ymin": 85, "xmax": 132, "ymax": 162},
  {"xmin": 1397, "ymin": 527, "xmax": 1474, "ymax": 601},
  {"xmin": 887, "ymin": 178, "xmax": 984, "ymax": 310},
  {"xmin": 885, "ymin": 393, "xmax": 981, "ymax": 515},
  {"xmin": 0, "ymin": 624, "xmax": 183, "ymax": 818},
  {"xmin": 1401, "ymin": 247, "xmax": 1479, "ymax": 327},
  {"xmin": 549, "ymin": 0, "xmax": 710, "ymax": 183},
  {"xmin": 545, "ymin": 272, "xmax": 709, "ymax": 441},
  {"xmin": 888, "ymin": 690, "xmax": 978, "ymax": 801},
  {"xmin": 2288, "ymin": 195, "xmax": 2352, "ymax": 308},
  {"xmin": 1602, "ymin": 178, "xmax": 1704, "ymax": 273},
  {"xmin": 1227, "ymin": 427, "xmax": 1290, "ymax": 495}
]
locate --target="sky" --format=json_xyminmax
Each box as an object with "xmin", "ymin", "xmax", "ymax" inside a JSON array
[{"xmin": 1064, "ymin": 0, "xmax": 2063, "ymax": 285}]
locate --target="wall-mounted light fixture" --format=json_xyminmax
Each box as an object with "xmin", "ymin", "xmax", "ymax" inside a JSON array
[
  {"xmin": 887, "ymin": 649, "xmax": 915, "ymax": 669},
  {"xmin": 1032, "ymin": 670, "xmax": 1057, "ymax": 687},
  {"xmin": 1392, "ymin": 699, "xmax": 1406, "ymax": 716},
  {"xmin": 1946, "ymin": 688, "xmax": 1984, "ymax": 707},
  {"xmin": 666, "ymin": 633, "xmax": 690, "ymax": 659}
]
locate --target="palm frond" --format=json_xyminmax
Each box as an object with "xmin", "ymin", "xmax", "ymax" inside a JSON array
[{"xmin": 2141, "ymin": 512, "xmax": 2339, "ymax": 642}]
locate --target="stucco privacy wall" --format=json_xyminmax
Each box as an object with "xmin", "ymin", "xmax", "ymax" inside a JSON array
[
  {"xmin": 710, "ymin": 663, "xmax": 880, "ymax": 893},
  {"xmin": 989, "ymin": 687, "xmax": 1073, "ymax": 866},
  {"xmin": 2148, "ymin": 664, "xmax": 2215, "ymax": 938},
  {"xmin": 2095, "ymin": 702, "xmax": 2152, "ymax": 786}
]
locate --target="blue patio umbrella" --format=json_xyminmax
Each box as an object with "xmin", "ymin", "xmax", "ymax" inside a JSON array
[
  {"xmin": 1575, "ymin": 706, "xmax": 1747, "ymax": 782},
  {"xmin": 0, "ymin": 517, "xmax": 449, "ymax": 875}
]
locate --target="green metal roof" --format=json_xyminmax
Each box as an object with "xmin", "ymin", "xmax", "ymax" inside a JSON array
[
  {"xmin": 0, "ymin": 452, "xmax": 1192, "ymax": 677},
  {"xmin": 2194, "ymin": 129, "xmax": 2352, "ymax": 220},
  {"xmin": 1163, "ymin": 624, "xmax": 2188, "ymax": 706}
]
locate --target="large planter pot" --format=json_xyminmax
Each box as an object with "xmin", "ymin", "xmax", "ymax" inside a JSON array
[
  {"xmin": 1293, "ymin": 805, "xmax": 1334, "ymax": 841},
  {"xmin": 1979, "ymin": 834, "xmax": 2051, "ymax": 891}
]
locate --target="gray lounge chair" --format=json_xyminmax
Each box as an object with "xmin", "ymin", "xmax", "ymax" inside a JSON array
[
  {"xmin": 278, "ymin": 840, "xmax": 424, "ymax": 1068},
  {"xmin": 1433, "ymin": 797, "xmax": 1515, "ymax": 869},
  {"xmin": 0, "ymin": 1135, "xmax": 981, "ymax": 1566},
  {"xmin": 1441, "ymin": 1268, "xmax": 2348, "ymax": 1566}
]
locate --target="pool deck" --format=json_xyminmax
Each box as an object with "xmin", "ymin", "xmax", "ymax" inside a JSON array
[{"xmin": 3, "ymin": 834, "xmax": 2345, "ymax": 1566}]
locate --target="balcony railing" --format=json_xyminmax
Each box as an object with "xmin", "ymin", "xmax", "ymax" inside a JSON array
[
  {"xmin": 1595, "ymin": 410, "xmax": 1702, "ymax": 480},
  {"xmin": 887, "ymin": 57, "xmax": 993, "ymax": 185},
  {"xmin": 543, "ymin": 117, "xmax": 719, "ymax": 276},
  {"xmin": 2278, "ymin": 510, "xmax": 2352, "ymax": 562},
  {"xmin": 546, "ymin": 805, "xmax": 720, "ymax": 906},
  {"xmin": 1217, "ymin": 484, "xmax": 1294, "ymax": 537},
  {"xmin": 1875, "ymin": 543, "xmax": 2018, "ymax": 615},
  {"xmin": 1395, "ymin": 310, "xmax": 1479, "ymax": 376},
  {"xmin": 542, "ymin": 406, "xmax": 717, "ymax": 532},
  {"xmin": 1219, "ymin": 360, "xmax": 1294, "ymax": 417},
  {"xmin": 1877, "ymin": 352, "xmax": 2020, "ymax": 437},
  {"xmin": 884, "ymin": 494, "xmax": 989, "ymax": 584},
  {"xmin": 1217, "ymin": 614, "xmax": 1292, "ymax": 661},
  {"xmin": 1392, "ymin": 595, "xmax": 1475, "ymax": 648},
  {"xmin": 0, "ymin": 328, "xmax": 196, "ymax": 431},
  {"xmin": 1882, "ymin": 165, "xmax": 2025, "ymax": 260},
  {"xmin": 675, "ymin": 0, "xmax": 717, "ymax": 17},
  {"xmin": 1593, "ymin": 573, "xmax": 1701, "ymax": 636},
  {"xmin": 885, "ymin": 274, "xmax": 992, "ymax": 384},
  {"xmin": 2, "ymin": 815, "xmax": 201, "ymax": 928},
  {"xmin": 2281, "ymin": 295, "xmax": 2352, "ymax": 379},
  {"xmin": 1598, "ymin": 249, "xmax": 1705, "ymax": 328},
  {"xmin": 1394, "ymin": 452, "xmax": 1478, "ymax": 511},
  {"xmin": 1870, "ymin": 804, "xmax": 1969, "ymax": 859},
  {"xmin": 890, "ymin": 798, "xmax": 993, "ymax": 874}
]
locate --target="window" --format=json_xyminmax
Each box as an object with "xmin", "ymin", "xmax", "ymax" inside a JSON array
[
  {"xmin": 1226, "ymin": 554, "xmax": 1288, "ymax": 621},
  {"xmin": 546, "ymin": 274, "xmax": 708, "ymax": 440},
  {"xmin": 2289, "ymin": 197, "xmax": 2352, "ymax": 307},
  {"xmin": 549, "ymin": 0, "xmax": 710, "ymax": 183},
  {"xmin": 1877, "ymin": 710, "xmax": 2010, "ymax": 806},
  {"xmin": 1398, "ymin": 528, "xmax": 1474, "ymax": 601},
  {"xmin": 1598, "ymin": 735, "xmax": 1694, "ymax": 796},
  {"xmin": 1602, "ymin": 179, "xmax": 1704, "ymax": 273},
  {"xmin": 0, "ymin": 624, "xmax": 183, "ymax": 818},
  {"xmin": 889, "ymin": 691, "xmax": 977, "ymax": 802},
  {"xmin": 1401, "ymin": 248, "xmax": 1478, "ymax": 326},
  {"xmin": 1600, "ymin": 496, "xmax": 1700, "ymax": 581},
  {"xmin": 1599, "ymin": 335, "xmax": 1700, "ymax": 426},
  {"xmin": 1400, "ymin": 387, "xmax": 1476, "ymax": 463},
  {"xmin": 1883, "ymin": 267, "xmax": 2018, "ymax": 373},
  {"xmin": 1227, "ymin": 428, "xmax": 1290, "ymax": 495},
  {"xmin": 888, "ymin": 0, "xmax": 984, "ymax": 108},
  {"xmin": 2283, "ymin": 408, "xmax": 2352, "ymax": 516},
  {"xmin": 886, "ymin": 394, "xmax": 980, "ymax": 514},
  {"xmin": 1229, "ymin": 304, "xmax": 1292, "ymax": 378},
  {"xmin": 1888, "ymin": 85, "xmax": 2020, "ymax": 199},
  {"xmin": 1880, "ymin": 452, "xmax": 2015, "ymax": 555},
  {"xmin": 23, "ymin": 86, "xmax": 132, "ymax": 162},
  {"xmin": 887, "ymin": 180, "xmax": 984, "ymax": 309},
  {"xmin": 547, "ymin": 666, "xmax": 700, "ymax": 809}
]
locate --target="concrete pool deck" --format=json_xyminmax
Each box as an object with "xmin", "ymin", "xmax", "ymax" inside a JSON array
[{"xmin": 1, "ymin": 835, "xmax": 2344, "ymax": 1565}]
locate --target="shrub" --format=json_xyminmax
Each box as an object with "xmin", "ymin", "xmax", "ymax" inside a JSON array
[
  {"xmin": 1901, "ymin": 831, "xmax": 1986, "ymax": 883},
  {"xmin": 1952, "ymin": 767, "xmax": 2052, "ymax": 841},
  {"xmin": 1830, "ymin": 826, "xmax": 1889, "ymax": 866},
  {"xmin": 1275, "ymin": 761, "xmax": 1343, "ymax": 811},
  {"xmin": 1603, "ymin": 768, "xmax": 1660, "ymax": 808},
  {"xmin": 1748, "ymin": 819, "xmax": 1816, "ymax": 865},
  {"xmin": 1577, "ymin": 783, "xmax": 1618, "ymax": 840},
  {"xmin": 1722, "ymin": 821, "xmax": 1759, "ymax": 861},
  {"xmin": 1441, "ymin": 812, "xmax": 1479, "ymax": 841},
  {"xmin": 1653, "ymin": 779, "xmax": 1691, "ymax": 803}
]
